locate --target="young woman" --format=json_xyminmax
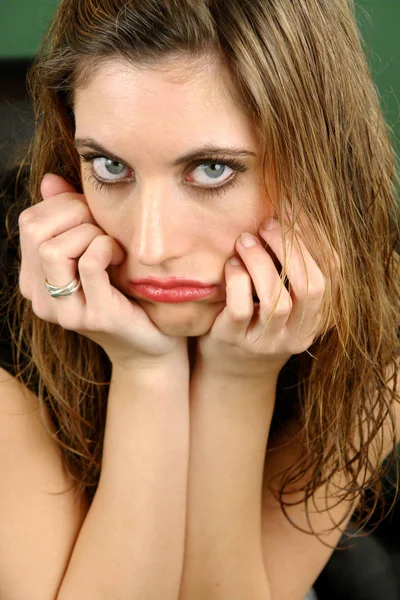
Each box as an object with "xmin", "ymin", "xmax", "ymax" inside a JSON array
[{"xmin": 0, "ymin": 1, "xmax": 399, "ymax": 599}]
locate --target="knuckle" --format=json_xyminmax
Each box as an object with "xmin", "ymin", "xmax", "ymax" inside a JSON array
[
  {"xmin": 229, "ymin": 309, "xmax": 250, "ymax": 323},
  {"xmin": 22, "ymin": 220, "xmax": 45, "ymax": 246},
  {"xmin": 75, "ymin": 201, "xmax": 94, "ymax": 222},
  {"xmin": 18, "ymin": 281, "xmax": 31, "ymax": 300},
  {"xmin": 92, "ymin": 233, "xmax": 109, "ymax": 246},
  {"xmin": 38, "ymin": 240, "xmax": 62, "ymax": 263},
  {"xmin": 31, "ymin": 299, "xmax": 53, "ymax": 322},
  {"xmin": 70, "ymin": 200, "xmax": 99, "ymax": 228},
  {"xmin": 18, "ymin": 207, "xmax": 36, "ymax": 228},
  {"xmin": 78, "ymin": 254, "xmax": 98, "ymax": 275},
  {"xmin": 82, "ymin": 222, "xmax": 105, "ymax": 236},
  {"xmin": 274, "ymin": 301, "xmax": 292, "ymax": 318},
  {"xmin": 18, "ymin": 270, "xmax": 31, "ymax": 299},
  {"xmin": 308, "ymin": 278, "xmax": 326, "ymax": 300},
  {"xmin": 268, "ymin": 292, "xmax": 292, "ymax": 317},
  {"xmin": 297, "ymin": 276, "xmax": 326, "ymax": 300},
  {"xmin": 78, "ymin": 234, "xmax": 112, "ymax": 274}
]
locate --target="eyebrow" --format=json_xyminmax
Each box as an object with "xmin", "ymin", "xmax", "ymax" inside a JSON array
[{"xmin": 73, "ymin": 138, "xmax": 256, "ymax": 166}]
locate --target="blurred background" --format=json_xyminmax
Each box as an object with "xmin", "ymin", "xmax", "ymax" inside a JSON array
[
  {"xmin": 0, "ymin": 0, "xmax": 60, "ymax": 168},
  {"xmin": 0, "ymin": 0, "xmax": 399, "ymax": 172}
]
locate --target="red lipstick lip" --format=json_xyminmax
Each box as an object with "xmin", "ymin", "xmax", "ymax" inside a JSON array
[
  {"xmin": 128, "ymin": 284, "xmax": 217, "ymax": 303},
  {"xmin": 129, "ymin": 277, "xmax": 216, "ymax": 289}
]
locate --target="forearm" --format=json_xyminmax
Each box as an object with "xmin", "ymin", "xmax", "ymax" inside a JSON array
[
  {"xmin": 57, "ymin": 359, "xmax": 190, "ymax": 600},
  {"xmin": 179, "ymin": 361, "xmax": 276, "ymax": 600}
]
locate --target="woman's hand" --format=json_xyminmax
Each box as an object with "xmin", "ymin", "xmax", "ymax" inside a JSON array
[
  {"xmin": 18, "ymin": 174, "xmax": 187, "ymax": 370},
  {"xmin": 195, "ymin": 215, "xmax": 338, "ymax": 380}
]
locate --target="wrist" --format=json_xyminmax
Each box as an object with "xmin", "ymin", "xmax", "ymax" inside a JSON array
[
  {"xmin": 194, "ymin": 353, "xmax": 280, "ymax": 385},
  {"xmin": 191, "ymin": 363, "xmax": 279, "ymax": 411},
  {"xmin": 112, "ymin": 352, "xmax": 189, "ymax": 379}
]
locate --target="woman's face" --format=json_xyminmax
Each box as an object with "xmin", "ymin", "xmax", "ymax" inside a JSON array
[{"xmin": 73, "ymin": 56, "xmax": 275, "ymax": 337}]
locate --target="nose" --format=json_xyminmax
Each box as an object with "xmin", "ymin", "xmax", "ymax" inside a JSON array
[{"xmin": 130, "ymin": 183, "xmax": 190, "ymax": 265}]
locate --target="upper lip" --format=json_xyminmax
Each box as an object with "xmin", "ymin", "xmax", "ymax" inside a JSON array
[{"xmin": 130, "ymin": 277, "xmax": 216, "ymax": 289}]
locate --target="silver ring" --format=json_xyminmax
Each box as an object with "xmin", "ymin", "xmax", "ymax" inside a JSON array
[{"xmin": 44, "ymin": 276, "xmax": 82, "ymax": 298}]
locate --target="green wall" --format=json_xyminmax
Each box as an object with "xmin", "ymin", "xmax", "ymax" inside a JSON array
[
  {"xmin": 1, "ymin": 0, "xmax": 399, "ymax": 155},
  {"xmin": 0, "ymin": 0, "xmax": 60, "ymax": 59},
  {"xmin": 357, "ymin": 1, "xmax": 400, "ymax": 160}
]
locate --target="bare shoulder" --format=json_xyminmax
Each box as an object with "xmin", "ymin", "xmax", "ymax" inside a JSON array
[
  {"xmin": 0, "ymin": 364, "xmax": 87, "ymax": 492},
  {"xmin": 0, "ymin": 364, "xmax": 38, "ymax": 403},
  {"xmin": 0, "ymin": 364, "xmax": 58, "ymax": 438},
  {"xmin": 0, "ymin": 365, "xmax": 89, "ymax": 599}
]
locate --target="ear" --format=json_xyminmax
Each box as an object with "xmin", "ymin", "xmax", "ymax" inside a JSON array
[{"xmin": 40, "ymin": 173, "xmax": 77, "ymax": 201}]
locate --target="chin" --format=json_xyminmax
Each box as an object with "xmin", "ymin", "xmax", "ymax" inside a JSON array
[
  {"xmin": 157, "ymin": 322, "xmax": 208, "ymax": 337},
  {"xmin": 140, "ymin": 299, "xmax": 224, "ymax": 337}
]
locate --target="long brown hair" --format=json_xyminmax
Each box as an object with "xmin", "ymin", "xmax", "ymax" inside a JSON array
[{"xmin": 2, "ymin": 0, "xmax": 400, "ymax": 547}]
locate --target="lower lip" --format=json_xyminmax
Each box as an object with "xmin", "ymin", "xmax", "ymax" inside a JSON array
[{"xmin": 129, "ymin": 283, "xmax": 217, "ymax": 303}]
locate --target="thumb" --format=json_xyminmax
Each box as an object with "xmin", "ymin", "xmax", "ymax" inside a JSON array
[{"xmin": 40, "ymin": 173, "xmax": 78, "ymax": 201}]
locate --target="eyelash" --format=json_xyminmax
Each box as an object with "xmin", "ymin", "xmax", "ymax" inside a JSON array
[{"xmin": 78, "ymin": 152, "xmax": 247, "ymax": 198}]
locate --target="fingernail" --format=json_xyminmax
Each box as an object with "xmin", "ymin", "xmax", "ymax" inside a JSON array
[
  {"xmin": 240, "ymin": 232, "xmax": 259, "ymax": 248},
  {"xmin": 261, "ymin": 217, "xmax": 279, "ymax": 231},
  {"xmin": 228, "ymin": 256, "xmax": 241, "ymax": 266}
]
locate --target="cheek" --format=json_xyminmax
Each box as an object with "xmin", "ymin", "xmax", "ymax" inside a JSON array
[
  {"xmin": 223, "ymin": 192, "xmax": 270, "ymax": 233},
  {"xmin": 83, "ymin": 192, "xmax": 121, "ymax": 235},
  {"xmin": 81, "ymin": 171, "xmax": 113, "ymax": 223}
]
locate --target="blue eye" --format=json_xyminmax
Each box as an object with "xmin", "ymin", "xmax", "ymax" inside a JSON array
[
  {"xmin": 205, "ymin": 163, "xmax": 225, "ymax": 178},
  {"xmin": 92, "ymin": 157, "xmax": 130, "ymax": 180},
  {"xmin": 189, "ymin": 162, "xmax": 232, "ymax": 185},
  {"xmin": 185, "ymin": 157, "xmax": 247, "ymax": 196},
  {"xmin": 104, "ymin": 159, "xmax": 126, "ymax": 175},
  {"xmin": 78, "ymin": 152, "xmax": 247, "ymax": 197}
]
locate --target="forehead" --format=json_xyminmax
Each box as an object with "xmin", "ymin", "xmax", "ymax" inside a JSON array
[
  {"xmin": 73, "ymin": 57, "xmax": 260, "ymax": 153},
  {"xmin": 75, "ymin": 56, "xmax": 236, "ymax": 111}
]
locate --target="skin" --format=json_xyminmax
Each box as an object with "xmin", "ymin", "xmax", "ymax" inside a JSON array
[{"xmin": 73, "ymin": 56, "xmax": 275, "ymax": 340}]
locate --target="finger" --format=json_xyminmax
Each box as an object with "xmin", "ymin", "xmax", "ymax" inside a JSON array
[
  {"xmin": 40, "ymin": 173, "xmax": 77, "ymax": 200},
  {"xmin": 77, "ymin": 234, "xmax": 125, "ymax": 311},
  {"xmin": 40, "ymin": 233, "xmax": 125, "ymax": 333},
  {"xmin": 234, "ymin": 232, "xmax": 292, "ymax": 334},
  {"xmin": 19, "ymin": 198, "xmax": 93, "ymax": 301},
  {"xmin": 39, "ymin": 223, "xmax": 105, "ymax": 289},
  {"xmin": 39, "ymin": 173, "xmax": 98, "ymax": 233},
  {"xmin": 258, "ymin": 220, "xmax": 325, "ymax": 344},
  {"xmin": 19, "ymin": 180, "xmax": 98, "ymax": 300},
  {"xmin": 223, "ymin": 255, "xmax": 255, "ymax": 332},
  {"xmin": 34, "ymin": 224, "xmax": 90, "ymax": 320}
]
